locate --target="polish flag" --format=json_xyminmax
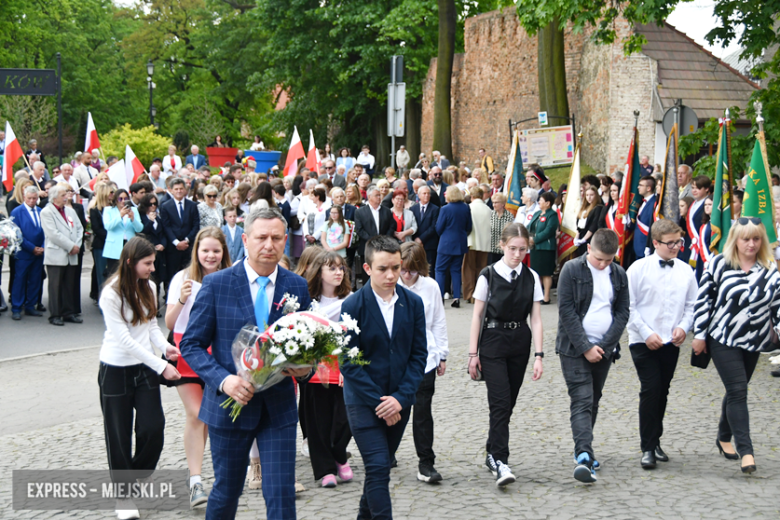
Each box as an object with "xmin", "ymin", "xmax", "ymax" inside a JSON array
[
  {"xmin": 2, "ymin": 121, "xmax": 24, "ymax": 191},
  {"xmin": 305, "ymin": 129, "xmax": 322, "ymax": 172},
  {"xmin": 283, "ymin": 126, "xmax": 305, "ymax": 177},
  {"xmin": 125, "ymin": 145, "xmax": 146, "ymax": 185},
  {"xmin": 84, "ymin": 112, "xmax": 100, "ymax": 154}
]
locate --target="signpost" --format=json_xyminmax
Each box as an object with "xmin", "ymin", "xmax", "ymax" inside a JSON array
[
  {"xmin": 0, "ymin": 53, "xmax": 64, "ymax": 165},
  {"xmin": 387, "ymin": 55, "xmax": 405, "ymax": 169},
  {"xmin": 538, "ymin": 111, "xmax": 548, "ymax": 126}
]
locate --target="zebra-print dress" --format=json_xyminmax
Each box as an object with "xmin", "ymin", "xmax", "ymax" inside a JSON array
[{"xmin": 692, "ymin": 254, "xmax": 780, "ymax": 352}]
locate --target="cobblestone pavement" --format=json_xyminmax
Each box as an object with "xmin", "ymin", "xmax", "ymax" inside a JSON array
[{"xmin": 1, "ymin": 301, "xmax": 779, "ymax": 519}]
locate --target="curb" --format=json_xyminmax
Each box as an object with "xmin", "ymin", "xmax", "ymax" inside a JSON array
[{"xmin": 0, "ymin": 345, "xmax": 100, "ymax": 364}]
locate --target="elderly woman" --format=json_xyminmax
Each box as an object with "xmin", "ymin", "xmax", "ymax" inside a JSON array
[
  {"xmin": 376, "ymin": 179, "xmax": 391, "ymax": 200},
  {"xmin": 435, "ymin": 186, "xmax": 473, "ymax": 308},
  {"xmin": 462, "ymin": 186, "xmax": 493, "ymax": 303},
  {"xmin": 390, "ymin": 189, "xmax": 418, "ymax": 243},
  {"xmin": 197, "ymin": 184, "xmax": 224, "ymax": 228},
  {"xmin": 471, "ymin": 167, "xmax": 489, "ymax": 186},
  {"xmin": 513, "ymin": 187, "xmax": 540, "ymax": 229},
  {"xmin": 489, "ymin": 192, "xmax": 514, "ymax": 265}
]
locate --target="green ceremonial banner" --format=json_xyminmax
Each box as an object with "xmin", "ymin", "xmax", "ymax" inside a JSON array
[
  {"xmin": 504, "ymin": 129, "xmax": 526, "ymax": 215},
  {"xmin": 710, "ymin": 116, "xmax": 733, "ymax": 254},
  {"xmin": 742, "ymin": 134, "xmax": 777, "ymax": 244}
]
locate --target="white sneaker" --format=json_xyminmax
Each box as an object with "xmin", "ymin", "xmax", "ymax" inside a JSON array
[
  {"xmin": 495, "ymin": 461, "xmax": 516, "ymax": 487},
  {"xmin": 444, "ymin": 292, "xmax": 451, "ymax": 300},
  {"xmin": 301, "ymin": 438, "xmax": 310, "ymax": 458},
  {"xmin": 770, "ymin": 354, "xmax": 780, "ymax": 364},
  {"xmin": 116, "ymin": 499, "xmax": 140, "ymax": 520}
]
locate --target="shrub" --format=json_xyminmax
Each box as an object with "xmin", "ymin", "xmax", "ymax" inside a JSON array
[{"xmin": 101, "ymin": 125, "xmax": 172, "ymax": 168}]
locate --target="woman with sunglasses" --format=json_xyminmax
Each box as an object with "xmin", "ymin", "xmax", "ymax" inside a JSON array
[
  {"xmin": 692, "ymin": 217, "xmax": 780, "ymax": 475},
  {"xmin": 197, "ymin": 184, "xmax": 223, "ymax": 229},
  {"xmin": 103, "ymin": 188, "xmax": 143, "ymax": 278},
  {"xmin": 139, "ymin": 193, "xmax": 167, "ymax": 305}
]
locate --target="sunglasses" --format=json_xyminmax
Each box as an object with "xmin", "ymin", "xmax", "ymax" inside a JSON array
[
  {"xmin": 325, "ymin": 166, "xmax": 335, "ymax": 170},
  {"xmin": 149, "ymin": 202, "xmax": 158, "ymax": 206},
  {"xmin": 737, "ymin": 217, "xmax": 762, "ymax": 226},
  {"xmin": 207, "ymin": 194, "xmax": 217, "ymax": 199},
  {"xmin": 117, "ymin": 197, "xmax": 129, "ymax": 202}
]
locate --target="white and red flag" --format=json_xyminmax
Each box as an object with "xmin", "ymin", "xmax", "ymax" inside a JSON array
[
  {"xmin": 2, "ymin": 121, "xmax": 24, "ymax": 191},
  {"xmin": 125, "ymin": 145, "xmax": 146, "ymax": 185},
  {"xmin": 283, "ymin": 126, "xmax": 306, "ymax": 177},
  {"xmin": 84, "ymin": 112, "xmax": 100, "ymax": 154},
  {"xmin": 305, "ymin": 129, "xmax": 322, "ymax": 172}
]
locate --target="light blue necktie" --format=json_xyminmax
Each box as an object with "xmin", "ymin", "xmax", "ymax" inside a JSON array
[{"xmin": 255, "ymin": 276, "xmax": 270, "ymax": 329}]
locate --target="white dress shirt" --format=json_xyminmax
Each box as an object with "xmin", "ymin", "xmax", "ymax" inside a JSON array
[
  {"xmin": 473, "ymin": 259, "xmax": 544, "ymax": 302},
  {"xmin": 98, "ymin": 280, "xmax": 169, "ymax": 374},
  {"xmin": 583, "ymin": 260, "xmax": 614, "ymax": 344},
  {"xmin": 357, "ymin": 152, "xmax": 375, "ymax": 169},
  {"xmin": 400, "ymin": 276, "xmax": 449, "ymax": 373},
  {"xmin": 373, "ymin": 288, "xmax": 398, "ymax": 336},
  {"xmin": 369, "ymin": 203, "xmax": 381, "ymax": 233},
  {"xmin": 627, "ymin": 253, "xmax": 698, "ymax": 345}
]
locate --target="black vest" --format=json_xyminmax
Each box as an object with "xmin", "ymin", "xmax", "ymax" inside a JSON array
[{"xmin": 480, "ymin": 263, "xmax": 534, "ymax": 324}]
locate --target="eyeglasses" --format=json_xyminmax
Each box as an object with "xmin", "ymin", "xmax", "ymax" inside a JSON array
[
  {"xmin": 657, "ymin": 239, "xmax": 684, "ymax": 249},
  {"xmin": 326, "ymin": 265, "xmax": 346, "ymax": 273},
  {"xmin": 737, "ymin": 217, "xmax": 762, "ymax": 226},
  {"xmin": 400, "ymin": 269, "xmax": 418, "ymax": 277}
]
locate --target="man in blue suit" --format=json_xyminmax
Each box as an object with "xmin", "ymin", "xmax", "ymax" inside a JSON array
[
  {"xmin": 180, "ymin": 207, "xmax": 312, "ymax": 520},
  {"xmin": 426, "ymin": 167, "xmax": 449, "ymax": 207},
  {"xmin": 10, "ymin": 185, "xmax": 45, "ymax": 320},
  {"xmin": 630, "ymin": 176, "xmax": 657, "ymax": 261},
  {"xmin": 411, "ymin": 185, "xmax": 440, "ymax": 270},
  {"xmin": 185, "ymin": 145, "xmax": 207, "ymax": 170},
  {"xmin": 340, "ymin": 235, "xmax": 428, "ymax": 520}
]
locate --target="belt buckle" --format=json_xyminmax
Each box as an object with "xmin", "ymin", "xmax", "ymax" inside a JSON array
[
  {"xmin": 507, "ymin": 322, "xmax": 517, "ymax": 330},
  {"xmin": 486, "ymin": 322, "xmax": 497, "ymax": 329}
]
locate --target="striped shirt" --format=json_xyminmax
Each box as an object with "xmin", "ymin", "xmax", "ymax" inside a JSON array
[{"xmin": 693, "ymin": 254, "xmax": 780, "ymax": 351}]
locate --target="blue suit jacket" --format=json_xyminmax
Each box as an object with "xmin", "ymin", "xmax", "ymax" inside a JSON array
[
  {"xmin": 185, "ymin": 154, "xmax": 206, "ymax": 170},
  {"xmin": 435, "ymin": 201, "xmax": 472, "ymax": 255},
  {"xmin": 11, "ymin": 204, "xmax": 44, "ymax": 259},
  {"xmin": 180, "ymin": 262, "xmax": 312, "ymax": 431},
  {"xmin": 222, "ymin": 224, "xmax": 245, "ymax": 263},
  {"xmin": 103, "ymin": 206, "xmax": 144, "ymax": 260},
  {"xmin": 632, "ymin": 194, "xmax": 656, "ymax": 259},
  {"xmin": 340, "ymin": 284, "xmax": 428, "ymax": 410},
  {"xmin": 411, "ymin": 203, "xmax": 439, "ymax": 251}
]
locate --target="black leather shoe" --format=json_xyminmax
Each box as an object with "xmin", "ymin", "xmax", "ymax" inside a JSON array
[
  {"xmin": 716, "ymin": 440, "xmax": 739, "ymax": 460},
  {"xmin": 641, "ymin": 451, "xmax": 656, "ymax": 469},
  {"xmin": 63, "ymin": 315, "xmax": 83, "ymax": 324},
  {"xmin": 24, "ymin": 309, "xmax": 43, "ymax": 317},
  {"xmin": 11, "ymin": 312, "xmax": 21, "ymax": 321},
  {"xmin": 654, "ymin": 445, "xmax": 669, "ymax": 462},
  {"xmin": 0, "ymin": 305, "xmax": 8, "ymax": 313},
  {"xmin": 50, "ymin": 317, "xmax": 64, "ymax": 326},
  {"xmin": 451, "ymin": 299, "xmax": 460, "ymax": 308},
  {"xmin": 36, "ymin": 303, "xmax": 47, "ymax": 312},
  {"xmin": 772, "ymin": 369, "xmax": 780, "ymax": 377}
]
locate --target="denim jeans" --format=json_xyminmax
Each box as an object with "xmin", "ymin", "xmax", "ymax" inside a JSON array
[
  {"xmin": 346, "ymin": 404, "xmax": 411, "ymax": 520},
  {"xmin": 560, "ymin": 354, "xmax": 612, "ymax": 460}
]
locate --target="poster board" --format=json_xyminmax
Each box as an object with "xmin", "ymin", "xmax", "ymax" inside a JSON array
[{"xmin": 517, "ymin": 125, "xmax": 574, "ymax": 168}]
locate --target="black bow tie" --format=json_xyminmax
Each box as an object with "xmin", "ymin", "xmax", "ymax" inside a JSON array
[{"xmin": 659, "ymin": 259, "xmax": 674, "ymax": 269}]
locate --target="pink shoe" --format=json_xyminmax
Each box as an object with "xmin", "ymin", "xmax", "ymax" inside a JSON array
[
  {"xmin": 321, "ymin": 474, "xmax": 338, "ymax": 488},
  {"xmin": 336, "ymin": 462, "xmax": 353, "ymax": 482}
]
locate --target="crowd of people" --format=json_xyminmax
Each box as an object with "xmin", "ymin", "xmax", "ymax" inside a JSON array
[{"xmin": 2, "ymin": 139, "xmax": 780, "ymax": 520}]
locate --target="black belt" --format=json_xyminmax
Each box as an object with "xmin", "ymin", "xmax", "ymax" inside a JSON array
[{"xmin": 484, "ymin": 319, "xmax": 526, "ymax": 330}]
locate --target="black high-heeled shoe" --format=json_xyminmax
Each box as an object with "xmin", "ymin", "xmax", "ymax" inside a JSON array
[
  {"xmin": 741, "ymin": 456, "xmax": 756, "ymax": 474},
  {"xmin": 716, "ymin": 440, "xmax": 739, "ymax": 460}
]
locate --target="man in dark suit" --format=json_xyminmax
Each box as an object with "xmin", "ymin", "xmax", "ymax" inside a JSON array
[
  {"xmin": 185, "ymin": 145, "xmax": 207, "ymax": 170},
  {"xmin": 180, "ymin": 207, "xmax": 312, "ymax": 520},
  {"xmin": 340, "ymin": 235, "xmax": 427, "ymax": 520},
  {"xmin": 629, "ymin": 175, "xmax": 657, "ymax": 261},
  {"xmin": 323, "ymin": 159, "xmax": 347, "ymax": 189},
  {"xmin": 413, "ymin": 179, "xmax": 440, "ymax": 207},
  {"xmin": 426, "ymin": 167, "xmax": 449, "ymax": 206},
  {"xmin": 355, "ymin": 186, "xmax": 395, "ymax": 285},
  {"xmin": 26, "ymin": 139, "xmax": 46, "ymax": 168},
  {"xmin": 411, "ymin": 186, "xmax": 440, "ymax": 270},
  {"xmin": 160, "ymin": 177, "xmax": 200, "ymax": 288},
  {"xmin": 9, "ymin": 186, "xmax": 45, "ymax": 320}
]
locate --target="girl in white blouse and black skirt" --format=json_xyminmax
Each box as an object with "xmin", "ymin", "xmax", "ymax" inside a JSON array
[
  {"xmin": 692, "ymin": 218, "xmax": 780, "ymax": 475},
  {"xmin": 98, "ymin": 237, "xmax": 181, "ymax": 519}
]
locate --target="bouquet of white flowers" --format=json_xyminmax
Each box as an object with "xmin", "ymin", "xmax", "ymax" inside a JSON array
[
  {"xmin": 221, "ymin": 295, "xmax": 364, "ymax": 421},
  {"xmin": 0, "ymin": 217, "xmax": 23, "ymax": 256}
]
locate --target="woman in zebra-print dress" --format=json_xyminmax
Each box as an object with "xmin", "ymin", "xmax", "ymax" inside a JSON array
[{"xmin": 692, "ymin": 218, "xmax": 780, "ymax": 475}]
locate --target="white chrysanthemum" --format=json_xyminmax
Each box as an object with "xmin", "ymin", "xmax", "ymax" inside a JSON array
[
  {"xmin": 269, "ymin": 346, "xmax": 282, "ymax": 356},
  {"xmin": 344, "ymin": 335, "xmax": 352, "ymax": 345},
  {"xmin": 284, "ymin": 342, "xmax": 299, "ymax": 356},
  {"xmin": 332, "ymin": 348, "xmax": 342, "ymax": 356},
  {"xmin": 348, "ymin": 347, "xmax": 360, "ymax": 359}
]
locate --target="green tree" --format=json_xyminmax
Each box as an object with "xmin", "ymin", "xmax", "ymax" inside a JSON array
[{"xmin": 101, "ymin": 124, "xmax": 174, "ymax": 167}]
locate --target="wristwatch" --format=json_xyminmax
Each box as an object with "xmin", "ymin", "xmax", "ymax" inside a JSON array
[{"xmin": 534, "ymin": 352, "xmax": 544, "ymax": 358}]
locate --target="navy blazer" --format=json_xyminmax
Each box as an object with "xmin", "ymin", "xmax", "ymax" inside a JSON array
[
  {"xmin": 342, "ymin": 203, "xmax": 357, "ymax": 222},
  {"xmin": 185, "ymin": 154, "xmax": 206, "ymax": 170},
  {"xmin": 222, "ymin": 224, "xmax": 245, "ymax": 263},
  {"xmin": 426, "ymin": 181, "xmax": 449, "ymax": 206},
  {"xmin": 411, "ymin": 203, "xmax": 439, "ymax": 251},
  {"xmin": 160, "ymin": 197, "xmax": 200, "ymax": 245},
  {"xmin": 435, "ymin": 201, "xmax": 472, "ymax": 255},
  {"xmin": 340, "ymin": 284, "xmax": 428, "ymax": 410},
  {"xmin": 140, "ymin": 213, "xmax": 167, "ymax": 248},
  {"xmin": 11, "ymin": 204, "xmax": 45, "ymax": 259},
  {"xmin": 180, "ymin": 263, "xmax": 312, "ymax": 431},
  {"xmin": 632, "ymin": 194, "xmax": 656, "ymax": 258}
]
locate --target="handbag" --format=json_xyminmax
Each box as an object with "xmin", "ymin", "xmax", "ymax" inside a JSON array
[
  {"xmin": 690, "ymin": 348, "xmax": 711, "ymax": 369},
  {"xmin": 468, "ymin": 266, "xmax": 494, "ymax": 381}
]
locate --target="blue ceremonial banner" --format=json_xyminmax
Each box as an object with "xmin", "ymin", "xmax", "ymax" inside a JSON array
[{"xmin": 504, "ymin": 129, "xmax": 526, "ymax": 215}]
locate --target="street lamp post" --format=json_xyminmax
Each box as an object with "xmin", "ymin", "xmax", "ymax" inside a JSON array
[{"xmin": 147, "ymin": 59, "xmax": 155, "ymax": 126}]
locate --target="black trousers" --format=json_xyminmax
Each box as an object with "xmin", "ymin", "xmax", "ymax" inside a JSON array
[
  {"xmin": 560, "ymin": 354, "xmax": 612, "ymax": 460},
  {"xmin": 709, "ymin": 337, "xmax": 761, "ymax": 457},
  {"xmin": 629, "ymin": 343, "xmax": 679, "ymax": 452},
  {"xmin": 413, "ymin": 370, "xmax": 436, "ymax": 465},
  {"xmin": 425, "ymin": 249, "xmax": 437, "ymax": 278},
  {"xmin": 480, "ymin": 328, "xmax": 531, "ymax": 464},
  {"xmin": 47, "ymin": 264, "xmax": 80, "ymax": 319},
  {"xmin": 98, "ymin": 363, "xmax": 165, "ymax": 485},
  {"xmin": 300, "ymin": 383, "xmax": 352, "ymax": 480}
]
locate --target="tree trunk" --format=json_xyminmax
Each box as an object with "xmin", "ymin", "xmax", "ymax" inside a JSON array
[
  {"xmin": 537, "ymin": 17, "xmax": 569, "ymax": 123},
  {"xmin": 405, "ymin": 97, "xmax": 422, "ymax": 165},
  {"xmin": 432, "ymin": 0, "xmax": 456, "ymax": 160},
  {"xmin": 374, "ymin": 115, "xmax": 389, "ymax": 175}
]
